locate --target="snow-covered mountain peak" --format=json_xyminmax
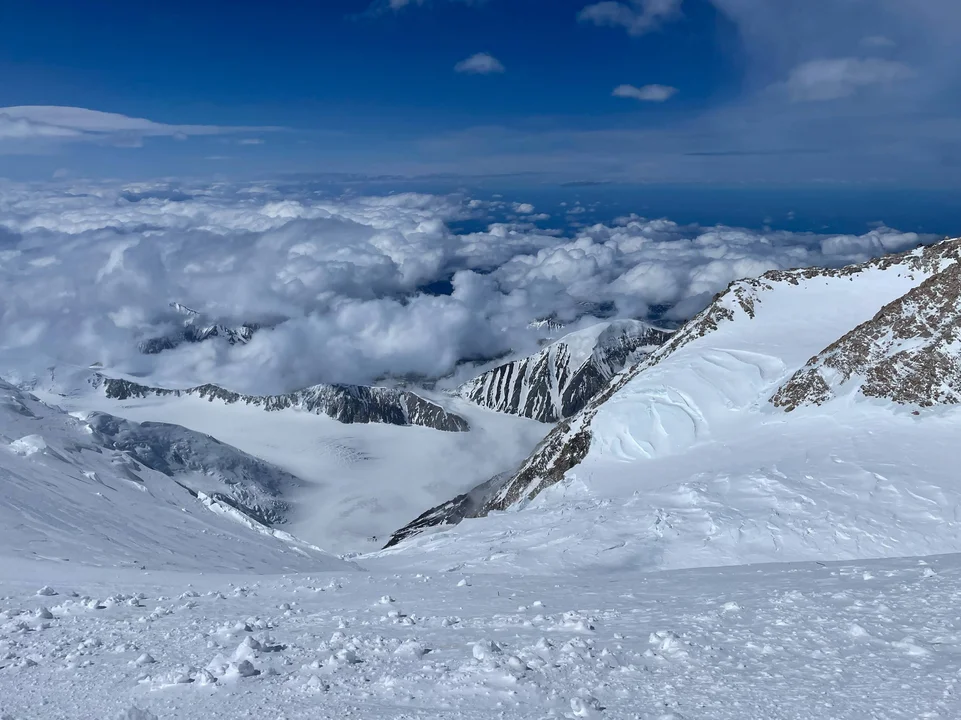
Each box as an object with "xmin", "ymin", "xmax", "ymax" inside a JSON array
[
  {"xmin": 772, "ymin": 253, "xmax": 961, "ymax": 410},
  {"xmin": 385, "ymin": 237, "xmax": 961, "ymax": 571},
  {"xmin": 138, "ymin": 302, "xmax": 263, "ymax": 355},
  {"xmin": 457, "ymin": 319, "xmax": 671, "ymax": 423}
]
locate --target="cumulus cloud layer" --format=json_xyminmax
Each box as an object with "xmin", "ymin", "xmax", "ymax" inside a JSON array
[{"xmin": 0, "ymin": 180, "xmax": 937, "ymax": 394}]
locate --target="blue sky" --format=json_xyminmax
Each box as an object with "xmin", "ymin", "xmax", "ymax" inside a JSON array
[{"xmin": 1, "ymin": 0, "xmax": 960, "ymax": 189}]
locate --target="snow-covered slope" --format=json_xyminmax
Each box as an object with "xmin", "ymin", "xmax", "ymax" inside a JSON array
[
  {"xmin": 84, "ymin": 412, "xmax": 301, "ymax": 525},
  {"xmin": 94, "ymin": 375, "xmax": 470, "ymax": 432},
  {"xmin": 1, "ymin": 552, "xmax": 957, "ymax": 720},
  {"xmin": 0, "ymin": 381, "xmax": 351, "ymax": 572},
  {"xmin": 772, "ymin": 259, "xmax": 961, "ymax": 409},
  {"xmin": 384, "ymin": 238, "xmax": 961, "ymax": 571},
  {"xmin": 41, "ymin": 383, "xmax": 550, "ymax": 556},
  {"xmin": 457, "ymin": 320, "xmax": 671, "ymax": 422}
]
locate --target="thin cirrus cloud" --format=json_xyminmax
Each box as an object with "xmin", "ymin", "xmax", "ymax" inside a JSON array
[
  {"xmin": 362, "ymin": 0, "xmax": 484, "ymax": 16},
  {"xmin": 860, "ymin": 35, "xmax": 896, "ymax": 49},
  {"xmin": 454, "ymin": 53, "xmax": 505, "ymax": 75},
  {"xmin": 579, "ymin": 0, "xmax": 683, "ymax": 36},
  {"xmin": 0, "ymin": 106, "xmax": 281, "ymax": 151},
  {"xmin": 785, "ymin": 58, "xmax": 916, "ymax": 102},
  {"xmin": 612, "ymin": 84, "xmax": 678, "ymax": 102}
]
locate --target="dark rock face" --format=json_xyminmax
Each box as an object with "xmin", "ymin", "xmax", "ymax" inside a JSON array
[
  {"xmin": 458, "ymin": 320, "xmax": 672, "ymax": 423},
  {"xmin": 139, "ymin": 303, "xmax": 262, "ymax": 355},
  {"xmin": 86, "ymin": 412, "xmax": 300, "ymax": 526},
  {"xmin": 94, "ymin": 376, "xmax": 470, "ymax": 432},
  {"xmin": 383, "ymin": 473, "xmax": 511, "ymax": 549},
  {"xmin": 772, "ymin": 258, "xmax": 961, "ymax": 410}
]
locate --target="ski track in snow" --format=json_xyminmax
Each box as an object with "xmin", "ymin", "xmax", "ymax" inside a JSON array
[{"xmin": 1, "ymin": 555, "xmax": 959, "ymax": 719}]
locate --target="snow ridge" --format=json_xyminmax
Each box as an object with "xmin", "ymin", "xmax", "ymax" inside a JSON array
[
  {"xmin": 386, "ymin": 237, "xmax": 961, "ymax": 555},
  {"xmin": 482, "ymin": 236, "xmax": 961, "ymax": 513}
]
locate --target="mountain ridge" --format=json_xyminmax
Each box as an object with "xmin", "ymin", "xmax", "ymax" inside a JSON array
[
  {"xmin": 385, "ymin": 236, "xmax": 961, "ymax": 550},
  {"xmin": 92, "ymin": 374, "xmax": 470, "ymax": 432},
  {"xmin": 456, "ymin": 319, "xmax": 671, "ymax": 423}
]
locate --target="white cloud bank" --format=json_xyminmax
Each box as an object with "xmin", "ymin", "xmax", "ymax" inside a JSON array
[
  {"xmin": 0, "ymin": 180, "xmax": 937, "ymax": 395},
  {"xmin": 0, "ymin": 106, "xmax": 278, "ymax": 151},
  {"xmin": 454, "ymin": 53, "xmax": 505, "ymax": 75},
  {"xmin": 612, "ymin": 84, "xmax": 678, "ymax": 102}
]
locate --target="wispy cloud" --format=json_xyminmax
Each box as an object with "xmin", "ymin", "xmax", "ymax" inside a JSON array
[
  {"xmin": 612, "ymin": 84, "xmax": 678, "ymax": 102},
  {"xmin": 785, "ymin": 58, "xmax": 915, "ymax": 102},
  {"xmin": 861, "ymin": 35, "xmax": 896, "ymax": 49},
  {"xmin": 454, "ymin": 53, "xmax": 505, "ymax": 75},
  {"xmin": 0, "ymin": 106, "xmax": 281, "ymax": 152},
  {"xmin": 579, "ymin": 0, "xmax": 683, "ymax": 36},
  {"xmin": 362, "ymin": 0, "xmax": 484, "ymax": 17}
]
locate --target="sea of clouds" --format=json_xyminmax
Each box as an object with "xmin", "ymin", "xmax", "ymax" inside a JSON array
[{"xmin": 0, "ymin": 179, "xmax": 936, "ymax": 395}]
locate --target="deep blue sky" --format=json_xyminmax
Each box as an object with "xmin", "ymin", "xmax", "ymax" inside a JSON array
[{"xmin": 1, "ymin": 0, "xmax": 961, "ymax": 198}]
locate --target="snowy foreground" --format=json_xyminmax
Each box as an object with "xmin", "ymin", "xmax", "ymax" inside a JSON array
[{"xmin": 1, "ymin": 553, "xmax": 959, "ymax": 720}]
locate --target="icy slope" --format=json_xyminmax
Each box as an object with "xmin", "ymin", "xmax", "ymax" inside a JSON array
[
  {"xmin": 94, "ymin": 374, "xmax": 470, "ymax": 432},
  {"xmin": 0, "ymin": 382, "xmax": 351, "ymax": 572},
  {"xmin": 384, "ymin": 238, "xmax": 961, "ymax": 571},
  {"xmin": 457, "ymin": 320, "xmax": 671, "ymax": 422}
]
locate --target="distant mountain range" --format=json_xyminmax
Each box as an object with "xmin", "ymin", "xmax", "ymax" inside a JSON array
[{"xmin": 93, "ymin": 375, "xmax": 470, "ymax": 432}]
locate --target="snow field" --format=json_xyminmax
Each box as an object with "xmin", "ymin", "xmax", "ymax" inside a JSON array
[{"xmin": 1, "ymin": 554, "xmax": 960, "ymax": 719}]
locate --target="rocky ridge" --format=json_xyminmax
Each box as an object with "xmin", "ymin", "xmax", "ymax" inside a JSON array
[
  {"xmin": 93, "ymin": 375, "xmax": 470, "ymax": 432},
  {"xmin": 138, "ymin": 302, "xmax": 263, "ymax": 355},
  {"xmin": 772, "ymin": 259, "xmax": 961, "ymax": 410},
  {"xmin": 457, "ymin": 320, "xmax": 671, "ymax": 423}
]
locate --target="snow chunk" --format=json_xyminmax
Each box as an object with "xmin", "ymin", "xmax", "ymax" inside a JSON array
[
  {"xmin": 8, "ymin": 435, "xmax": 47, "ymax": 456},
  {"xmin": 115, "ymin": 709, "xmax": 158, "ymax": 720}
]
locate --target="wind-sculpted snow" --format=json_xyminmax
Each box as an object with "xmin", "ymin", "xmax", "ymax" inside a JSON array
[
  {"xmin": 0, "ymin": 179, "xmax": 937, "ymax": 396},
  {"xmin": 0, "ymin": 381, "xmax": 351, "ymax": 571},
  {"xmin": 387, "ymin": 239, "xmax": 961, "ymax": 571},
  {"xmin": 94, "ymin": 375, "xmax": 470, "ymax": 432},
  {"xmin": 457, "ymin": 320, "xmax": 671, "ymax": 422},
  {"xmin": 1, "ymin": 552, "xmax": 959, "ymax": 719}
]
